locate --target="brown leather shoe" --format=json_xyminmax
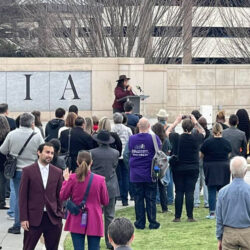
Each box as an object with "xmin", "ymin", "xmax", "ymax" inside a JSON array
[
  {"xmin": 172, "ymin": 218, "xmax": 181, "ymax": 222},
  {"xmin": 187, "ymin": 218, "xmax": 197, "ymax": 222}
]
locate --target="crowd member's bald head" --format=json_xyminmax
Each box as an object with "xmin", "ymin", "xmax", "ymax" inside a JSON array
[
  {"xmin": 230, "ymin": 156, "xmax": 247, "ymax": 178},
  {"xmin": 138, "ymin": 118, "xmax": 150, "ymax": 133}
]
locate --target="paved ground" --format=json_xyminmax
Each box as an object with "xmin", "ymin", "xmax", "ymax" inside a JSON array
[
  {"xmin": 0, "ymin": 199, "xmax": 134, "ymax": 250},
  {"xmin": 1, "ymin": 172, "xmax": 250, "ymax": 249}
]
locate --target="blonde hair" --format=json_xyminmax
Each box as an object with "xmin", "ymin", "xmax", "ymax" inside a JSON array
[
  {"xmin": 85, "ymin": 117, "xmax": 93, "ymax": 135},
  {"xmin": 76, "ymin": 151, "xmax": 92, "ymax": 182},
  {"xmin": 98, "ymin": 117, "xmax": 111, "ymax": 132},
  {"xmin": 92, "ymin": 115, "xmax": 99, "ymax": 125},
  {"xmin": 212, "ymin": 122, "xmax": 223, "ymax": 136}
]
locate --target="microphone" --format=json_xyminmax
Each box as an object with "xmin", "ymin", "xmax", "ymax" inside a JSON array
[{"xmin": 136, "ymin": 85, "xmax": 142, "ymax": 93}]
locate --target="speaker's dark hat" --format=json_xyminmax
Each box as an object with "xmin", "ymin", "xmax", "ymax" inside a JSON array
[{"xmin": 116, "ymin": 75, "xmax": 130, "ymax": 82}]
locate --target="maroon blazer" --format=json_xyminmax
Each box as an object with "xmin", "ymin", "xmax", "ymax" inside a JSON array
[
  {"xmin": 112, "ymin": 86, "xmax": 134, "ymax": 111},
  {"xmin": 19, "ymin": 162, "xmax": 63, "ymax": 227}
]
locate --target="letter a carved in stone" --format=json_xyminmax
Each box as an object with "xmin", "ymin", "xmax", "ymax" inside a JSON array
[{"xmin": 60, "ymin": 74, "xmax": 80, "ymax": 100}]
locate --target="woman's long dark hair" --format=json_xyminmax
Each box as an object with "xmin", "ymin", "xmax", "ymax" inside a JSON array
[
  {"xmin": 49, "ymin": 139, "xmax": 61, "ymax": 165},
  {"xmin": 116, "ymin": 80, "xmax": 125, "ymax": 88},
  {"xmin": 32, "ymin": 110, "xmax": 42, "ymax": 127},
  {"xmin": 152, "ymin": 122, "xmax": 166, "ymax": 143},
  {"xmin": 236, "ymin": 109, "xmax": 250, "ymax": 141},
  {"xmin": 0, "ymin": 115, "xmax": 10, "ymax": 142}
]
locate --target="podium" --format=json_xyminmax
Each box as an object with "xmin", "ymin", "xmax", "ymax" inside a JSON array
[{"xmin": 118, "ymin": 95, "xmax": 149, "ymax": 114}]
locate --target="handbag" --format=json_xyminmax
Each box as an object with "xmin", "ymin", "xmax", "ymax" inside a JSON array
[
  {"xmin": 65, "ymin": 172, "xmax": 94, "ymax": 216},
  {"xmin": 151, "ymin": 133, "xmax": 169, "ymax": 182},
  {"xmin": 169, "ymin": 155, "xmax": 179, "ymax": 167},
  {"xmin": 169, "ymin": 136, "xmax": 180, "ymax": 169},
  {"xmin": 4, "ymin": 132, "xmax": 36, "ymax": 179}
]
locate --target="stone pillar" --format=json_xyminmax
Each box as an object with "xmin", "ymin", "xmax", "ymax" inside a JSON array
[{"xmin": 182, "ymin": 0, "xmax": 192, "ymax": 64}]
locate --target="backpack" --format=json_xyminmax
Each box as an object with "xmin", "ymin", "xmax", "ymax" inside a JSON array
[{"xmin": 151, "ymin": 133, "xmax": 169, "ymax": 182}]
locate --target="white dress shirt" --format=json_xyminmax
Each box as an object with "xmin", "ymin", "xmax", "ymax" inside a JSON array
[{"xmin": 38, "ymin": 161, "xmax": 49, "ymax": 211}]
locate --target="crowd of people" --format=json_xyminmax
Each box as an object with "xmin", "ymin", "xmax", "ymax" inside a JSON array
[{"xmin": 0, "ymin": 98, "xmax": 249, "ymax": 250}]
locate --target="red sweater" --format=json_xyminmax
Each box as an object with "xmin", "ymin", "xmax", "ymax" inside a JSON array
[{"xmin": 112, "ymin": 86, "xmax": 134, "ymax": 111}]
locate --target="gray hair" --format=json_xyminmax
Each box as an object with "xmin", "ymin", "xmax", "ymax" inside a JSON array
[
  {"xmin": 113, "ymin": 112, "xmax": 123, "ymax": 124},
  {"xmin": 20, "ymin": 113, "xmax": 35, "ymax": 128},
  {"xmin": 230, "ymin": 156, "xmax": 248, "ymax": 178}
]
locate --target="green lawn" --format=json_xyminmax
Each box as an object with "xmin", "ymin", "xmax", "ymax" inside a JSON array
[{"xmin": 64, "ymin": 203, "xmax": 217, "ymax": 250}]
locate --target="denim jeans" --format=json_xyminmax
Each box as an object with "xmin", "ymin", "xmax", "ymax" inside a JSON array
[
  {"xmin": 157, "ymin": 167, "xmax": 173, "ymax": 205},
  {"xmin": 7, "ymin": 179, "xmax": 15, "ymax": 217},
  {"xmin": 208, "ymin": 186, "xmax": 217, "ymax": 213},
  {"xmin": 166, "ymin": 168, "xmax": 174, "ymax": 204},
  {"xmin": 116, "ymin": 159, "xmax": 129, "ymax": 204},
  {"xmin": 207, "ymin": 185, "xmax": 223, "ymax": 213},
  {"xmin": 173, "ymin": 169, "xmax": 199, "ymax": 219},
  {"xmin": 194, "ymin": 162, "xmax": 208, "ymax": 206},
  {"xmin": 133, "ymin": 182, "xmax": 159, "ymax": 229},
  {"xmin": 71, "ymin": 233, "xmax": 100, "ymax": 250},
  {"xmin": 12, "ymin": 171, "xmax": 22, "ymax": 228}
]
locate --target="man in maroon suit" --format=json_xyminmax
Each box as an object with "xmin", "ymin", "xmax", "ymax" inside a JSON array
[{"xmin": 19, "ymin": 142, "xmax": 63, "ymax": 250}]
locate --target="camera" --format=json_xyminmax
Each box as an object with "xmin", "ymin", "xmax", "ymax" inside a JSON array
[{"xmin": 182, "ymin": 115, "xmax": 191, "ymax": 119}]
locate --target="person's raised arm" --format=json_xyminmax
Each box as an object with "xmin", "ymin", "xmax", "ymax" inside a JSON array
[
  {"xmin": 191, "ymin": 114, "xmax": 205, "ymax": 137},
  {"xmin": 166, "ymin": 114, "xmax": 182, "ymax": 138}
]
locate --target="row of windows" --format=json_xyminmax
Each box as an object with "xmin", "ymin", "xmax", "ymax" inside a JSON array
[
  {"xmin": 2, "ymin": 1, "xmax": 249, "ymax": 18},
  {"xmin": 1, "ymin": 26, "xmax": 249, "ymax": 39},
  {"xmin": 95, "ymin": 0, "xmax": 250, "ymax": 7},
  {"xmin": 54, "ymin": 26, "xmax": 250, "ymax": 38},
  {"xmin": 153, "ymin": 57, "xmax": 250, "ymax": 64},
  {"xmin": 155, "ymin": 27, "xmax": 250, "ymax": 38}
]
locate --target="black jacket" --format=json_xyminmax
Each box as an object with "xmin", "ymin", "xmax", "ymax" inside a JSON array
[
  {"xmin": 6, "ymin": 116, "xmax": 16, "ymax": 131},
  {"xmin": 45, "ymin": 119, "xmax": 65, "ymax": 142},
  {"xmin": 59, "ymin": 127, "xmax": 94, "ymax": 172}
]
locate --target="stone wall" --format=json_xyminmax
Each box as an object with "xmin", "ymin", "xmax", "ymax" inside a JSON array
[{"xmin": 0, "ymin": 57, "xmax": 249, "ymax": 122}]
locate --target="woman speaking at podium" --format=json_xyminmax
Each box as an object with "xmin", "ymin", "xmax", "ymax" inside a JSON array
[{"xmin": 112, "ymin": 75, "xmax": 134, "ymax": 113}]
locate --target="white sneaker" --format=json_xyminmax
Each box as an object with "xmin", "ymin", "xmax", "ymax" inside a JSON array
[
  {"xmin": 206, "ymin": 214, "xmax": 215, "ymax": 219},
  {"xmin": 6, "ymin": 215, "xmax": 14, "ymax": 220}
]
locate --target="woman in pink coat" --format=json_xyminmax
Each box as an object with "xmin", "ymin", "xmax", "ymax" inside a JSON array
[{"xmin": 60, "ymin": 151, "xmax": 109, "ymax": 250}]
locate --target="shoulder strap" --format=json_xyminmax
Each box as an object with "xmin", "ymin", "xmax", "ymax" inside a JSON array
[
  {"xmin": 80, "ymin": 173, "xmax": 94, "ymax": 207},
  {"xmin": 151, "ymin": 133, "xmax": 159, "ymax": 152},
  {"xmin": 67, "ymin": 129, "xmax": 71, "ymax": 154},
  {"xmin": 18, "ymin": 132, "xmax": 36, "ymax": 156},
  {"xmin": 176, "ymin": 134, "xmax": 180, "ymax": 156}
]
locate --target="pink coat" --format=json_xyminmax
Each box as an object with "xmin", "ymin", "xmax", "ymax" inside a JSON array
[{"xmin": 60, "ymin": 171, "xmax": 109, "ymax": 236}]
